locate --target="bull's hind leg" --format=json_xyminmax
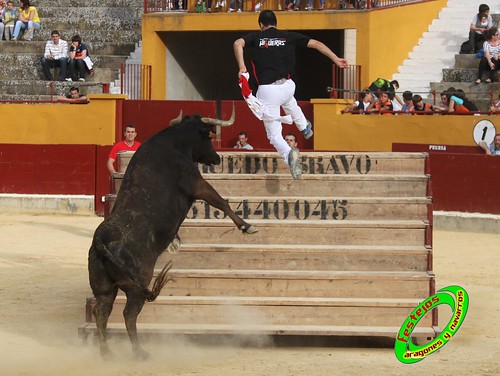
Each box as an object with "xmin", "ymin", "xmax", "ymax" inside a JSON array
[
  {"xmin": 123, "ymin": 291, "xmax": 149, "ymax": 360},
  {"xmin": 89, "ymin": 248, "xmax": 119, "ymax": 358}
]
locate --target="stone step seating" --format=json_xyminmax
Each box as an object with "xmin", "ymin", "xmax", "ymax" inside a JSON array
[
  {"xmin": 430, "ymin": 53, "xmax": 500, "ymax": 110},
  {"xmin": 80, "ymin": 151, "xmax": 437, "ymax": 341},
  {"xmin": 0, "ymin": 0, "xmax": 142, "ymax": 101}
]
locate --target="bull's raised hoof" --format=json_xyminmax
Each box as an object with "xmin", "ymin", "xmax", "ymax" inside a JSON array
[
  {"xmin": 88, "ymin": 110, "xmax": 253, "ymax": 358},
  {"xmin": 242, "ymin": 224, "xmax": 258, "ymax": 234}
]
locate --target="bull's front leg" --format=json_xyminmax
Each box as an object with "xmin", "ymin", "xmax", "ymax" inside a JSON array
[{"xmin": 194, "ymin": 179, "xmax": 258, "ymax": 234}]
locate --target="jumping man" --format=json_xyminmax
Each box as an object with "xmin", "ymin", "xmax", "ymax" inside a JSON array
[{"xmin": 233, "ymin": 9, "xmax": 348, "ymax": 179}]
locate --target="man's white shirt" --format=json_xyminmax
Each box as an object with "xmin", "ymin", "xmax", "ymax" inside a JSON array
[{"xmin": 44, "ymin": 39, "xmax": 68, "ymax": 60}]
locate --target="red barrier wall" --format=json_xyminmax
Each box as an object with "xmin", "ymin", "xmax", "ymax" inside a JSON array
[
  {"xmin": 120, "ymin": 100, "xmax": 314, "ymax": 150},
  {"xmin": 393, "ymin": 143, "xmax": 500, "ymax": 214},
  {"xmin": 0, "ymin": 144, "xmax": 96, "ymax": 195}
]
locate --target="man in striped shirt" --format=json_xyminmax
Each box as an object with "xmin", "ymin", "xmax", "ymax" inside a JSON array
[{"xmin": 41, "ymin": 30, "xmax": 68, "ymax": 81}]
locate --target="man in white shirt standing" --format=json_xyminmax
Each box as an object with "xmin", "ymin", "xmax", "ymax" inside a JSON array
[{"xmin": 41, "ymin": 30, "xmax": 68, "ymax": 81}]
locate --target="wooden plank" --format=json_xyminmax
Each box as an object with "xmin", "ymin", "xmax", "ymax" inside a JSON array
[
  {"xmin": 79, "ymin": 322, "xmax": 437, "ymax": 338},
  {"xmin": 89, "ymin": 297, "xmax": 433, "ymax": 327},
  {"xmin": 147, "ymin": 270, "xmax": 433, "ymax": 299},
  {"xmin": 114, "ymin": 151, "xmax": 428, "ymax": 176},
  {"xmin": 157, "ymin": 244, "xmax": 430, "ymax": 272},
  {"xmin": 177, "ymin": 220, "xmax": 428, "ymax": 246},
  {"xmin": 111, "ymin": 174, "xmax": 429, "ymax": 198}
]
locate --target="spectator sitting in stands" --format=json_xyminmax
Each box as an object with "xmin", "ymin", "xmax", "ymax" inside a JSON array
[
  {"xmin": 491, "ymin": 94, "xmax": 500, "ymax": 112},
  {"xmin": 410, "ymin": 94, "xmax": 435, "ymax": 113},
  {"xmin": 57, "ymin": 86, "xmax": 89, "ymax": 104},
  {"xmin": 446, "ymin": 88, "xmax": 478, "ymax": 113},
  {"xmin": 2, "ymin": 1, "xmax": 16, "ymax": 41},
  {"xmin": 475, "ymin": 28, "xmax": 500, "ymax": 84},
  {"xmin": 67, "ymin": 34, "xmax": 92, "ymax": 82},
  {"xmin": 227, "ymin": 0, "xmax": 242, "ymax": 12},
  {"xmin": 11, "ymin": 0, "xmax": 40, "ymax": 41},
  {"xmin": 342, "ymin": 89, "xmax": 375, "ymax": 113},
  {"xmin": 305, "ymin": 0, "xmax": 325, "ymax": 10},
  {"xmin": 401, "ymin": 90, "xmax": 413, "ymax": 112},
  {"xmin": 374, "ymin": 92, "xmax": 394, "ymax": 115},
  {"xmin": 41, "ymin": 30, "xmax": 68, "ymax": 81},
  {"xmin": 479, "ymin": 133, "xmax": 500, "ymax": 155},
  {"xmin": 107, "ymin": 125, "xmax": 142, "ymax": 174},
  {"xmin": 285, "ymin": 133, "xmax": 298, "ymax": 148},
  {"xmin": 468, "ymin": 4, "xmax": 494, "ymax": 53},
  {"xmin": 234, "ymin": 131, "xmax": 254, "ymax": 150},
  {"xmin": 0, "ymin": 1, "xmax": 5, "ymax": 40}
]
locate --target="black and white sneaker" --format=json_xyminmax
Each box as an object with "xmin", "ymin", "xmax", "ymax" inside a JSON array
[
  {"xmin": 301, "ymin": 120, "xmax": 314, "ymax": 140},
  {"xmin": 287, "ymin": 147, "xmax": 302, "ymax": 180}
]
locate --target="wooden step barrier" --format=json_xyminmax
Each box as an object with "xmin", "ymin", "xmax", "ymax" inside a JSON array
[{"xmin": 81, "ymin": 151, "xmax": 438, "ymax": 343}]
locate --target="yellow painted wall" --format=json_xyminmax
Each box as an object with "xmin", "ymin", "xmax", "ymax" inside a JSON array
[
  {"xmin": 142, "ymin": 0, "xmax": 447, "ymax": 99},
  {"xmin": 0, "ymin": 94, "xmax": 127, "ymax": 145},
  {"xmin": 312, "ymin": 99, "xmax": 496, "ymax": 152}
]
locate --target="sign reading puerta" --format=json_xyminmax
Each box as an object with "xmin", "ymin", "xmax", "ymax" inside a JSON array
[{"xmin": 394, "ymin": 286, "xmax": 469, "ymax": 364}]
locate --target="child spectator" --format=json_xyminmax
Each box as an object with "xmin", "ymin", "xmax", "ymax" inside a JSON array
[
  {"xmin": 2, "ymin": 1, "xmax": 16, "ymax": 40},
  {"xmin": 343, "ymin": 89, "xmax": 375, "ymax": 113},
  {"xmin": 410, "ymin": 94, "xmax": 435, "ymax": 113},
  {"xmin": 12, "ymin": 0, "xmax": 40, "ymax": 41},
  {"xmin": 401, "ymin": 90, "xmax": 413, "ymax": 112},
  {"xmin": 374, "ymin": 92, "xmax": 394, "ymax": 115}
]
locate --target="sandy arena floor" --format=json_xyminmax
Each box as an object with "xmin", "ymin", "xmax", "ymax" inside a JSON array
[{"xmin": 0, "ymin": 213, "xmax": 498, "ymax": 376}]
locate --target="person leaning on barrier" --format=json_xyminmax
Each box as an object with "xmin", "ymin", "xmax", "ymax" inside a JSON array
[
  {"xmin": 41, "ymin": 30, "xmax": 68, "ymax": 81},
  {"xmin": 57, "ymin": 86, "xmax": 89, "ymax": 104},
  {"xmin": 446, "ymin": 89, "xmax": 478, "ymax": 113},
  {"xmin": 479, "ymin": 133, "xmax": 500, "ymax": 155},
  {"xmin": 342, "ymin": 89, "xmax": 375, "ymax": 113},
  {"xmin": 410, "ymin": 94, "xmax": 435, "ymax": 114},
  {"xmin": 107, "ymin": 125, "xmax": 142, "ymax": 174},
  {"xmin": 233, "ymin": 131, "xmax": 254, "ymax": 150}
]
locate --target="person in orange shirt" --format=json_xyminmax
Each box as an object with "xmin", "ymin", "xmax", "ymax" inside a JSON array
[{"xmin": 375, "ymin": 92, "xmax": 394, "ymax": 115}]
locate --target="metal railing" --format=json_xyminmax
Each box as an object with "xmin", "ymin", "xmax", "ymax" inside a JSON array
[
  {"xmin": 144, "ymin": 0, "xmax": 426, "ymax": 13},
  {"xmin": 120, "ymin": 64, "xmax": 152, "ymax": 100},
  {"xmin": 338, "ymin": 88, "xmax": 499, "ymax": 115},
  {"xmin": 328, "ymin": 64, "xmax": 361, "ymax": 100}
]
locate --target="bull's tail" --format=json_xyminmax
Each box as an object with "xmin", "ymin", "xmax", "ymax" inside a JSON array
[
  {"xmin": 93, "ymin": 237, "xmax": 173, "ymax": 302},
  {"xmin": 148, "ymin": 260, "xmax": 174, "ymax": 302}
]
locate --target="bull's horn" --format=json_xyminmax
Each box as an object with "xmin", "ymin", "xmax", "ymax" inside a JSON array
[
  {"xmin": 201, "ymin": 104, "xmax": 235, "ymax": 127},
  {"xmin": 170, "ymin": 110, "xmax": 183, "ymax": 125}
]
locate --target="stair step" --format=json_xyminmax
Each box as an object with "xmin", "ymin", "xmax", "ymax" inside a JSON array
[
  {"xmin": 107, "ymin": 196, "xmax": 430, "ymax": 222},
  {"xmin": 85, "ymin": 296, "xmax": 433, "ymax": 327},
  {"xmin": 0, "ymin": 41, "xmax": 137, "ymax": 55},
  {"xmin": 150, "ymin": 269, "xmax": 433, "ymax": 299},
  {"xmin": 157, "ymin": 244, "xmax": 431, "ymax": 271},
  {"xmin": 0, "ymin": 53, "xmax": 127, "ymax": 70},
  {"xmin": 177, "ymin": 219, "xmax": 428, "ymax": 246},
  {"xmin": 0, "ymin": 80, "xmax": 112, "ymax": 97},
  {"xmin": 79, "ymin": 322, "xmax": 438, "ymax": 338},
  {"xmin": 199, "ymin": 152, "xmax": 428, "ymax": 175}
]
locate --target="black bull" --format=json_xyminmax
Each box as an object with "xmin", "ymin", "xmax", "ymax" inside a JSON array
[{"xmin": 88, "ymin": 111, "xmax": 258, "ymax": 359}]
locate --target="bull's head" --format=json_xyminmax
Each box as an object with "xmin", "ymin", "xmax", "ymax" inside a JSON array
[{"xmin": 169, "ymin": 105, "xmax": 235, "ymax": 167}]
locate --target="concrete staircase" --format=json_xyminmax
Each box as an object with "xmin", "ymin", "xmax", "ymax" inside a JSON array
[
  {"xmin": 392, "ymin": 0, "xmax": 498, "ymax": 95},
  {"xmin": 79, "ymin": 151, "xmax": 438, "ymax": 342},
  {"xmin": 0, "ymin": 0, "xmax": 143, "ymax": 101}
]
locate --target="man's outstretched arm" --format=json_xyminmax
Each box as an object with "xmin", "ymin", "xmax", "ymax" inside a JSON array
[{"xmin": 307, "ymin": 39, "xmax": 348, "ymax": 68}]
